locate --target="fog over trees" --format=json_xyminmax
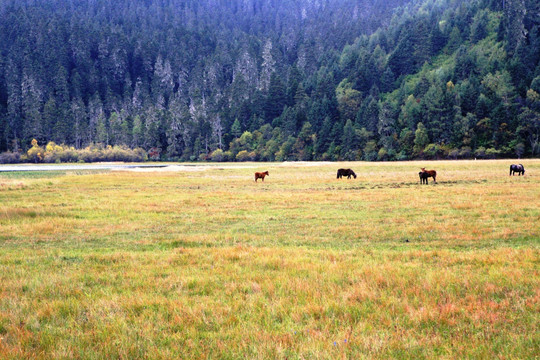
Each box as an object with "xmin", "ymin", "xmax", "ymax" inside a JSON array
[{"xmin": 0, "ymin": 0, "xmax": 539, "ymax": 161}]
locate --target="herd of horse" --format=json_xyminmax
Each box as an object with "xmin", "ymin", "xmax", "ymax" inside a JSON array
[{"xmin": 254, "ymin": 164, "xmax": 526, "ymax": 184}]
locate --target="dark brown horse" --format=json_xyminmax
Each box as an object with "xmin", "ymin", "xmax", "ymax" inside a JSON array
[
  {"xmin": 254, "ymin": 171, "xmax": 269, "ymax": 182},
  {"xmin": 337, "ymin": 168, "xmax": 357, "ymax": 179},
  {"xmin": 419, "ymin": 171, "xmax": 429, "ymax": 184},
  {"xmin": 420, "ymin": 168, "xmax": 436, "ymax": 184},
  {"xmin": 509, "ymin": 164, "xmax": 525, "ymax": 176}
]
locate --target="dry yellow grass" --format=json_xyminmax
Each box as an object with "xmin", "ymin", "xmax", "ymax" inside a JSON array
[{"xmin": 0, "ymin": 160, "xmax": 538, "ymax": 359}]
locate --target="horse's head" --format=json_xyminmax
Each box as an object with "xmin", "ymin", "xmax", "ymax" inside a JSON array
[
  {"xmin": 264, "ymin": 171, "xmax": 269, "ymax": 176},
  {"xmin": 421, "ymin": 168, "xmax": 426, "ymax": 172}
]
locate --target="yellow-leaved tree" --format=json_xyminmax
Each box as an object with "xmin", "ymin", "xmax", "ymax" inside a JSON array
[{"xmin": 27, "ymin": 139, "xmax": 44, "ymax": 163}]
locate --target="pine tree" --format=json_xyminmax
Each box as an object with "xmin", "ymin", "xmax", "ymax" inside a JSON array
[
  {"xmin": 341, "ymin": 119, "xmax": 358, "ymax": 160},
  {"xmin": 231, "ymin": 118, "xmax": 242, "ymax": 138},
  {"xmin": 132, "ymin": 115, "xmax": 144, "ymax": 148},
  {"xmin": 264, "ymin": 73, "xmax": 286, "ymax": 123}
]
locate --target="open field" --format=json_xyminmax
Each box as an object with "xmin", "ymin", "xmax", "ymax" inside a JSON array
[{"xmin": 0, "ymin": 160, "xmax": 539, "ymax": 359}]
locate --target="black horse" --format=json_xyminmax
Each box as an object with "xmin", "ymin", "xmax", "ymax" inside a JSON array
[
  {"xmin": 337, "ymin": 168, "xmax": 357, "ymax": 179},
  {"xmin": 509, "ymin": 164, "xmax": 525, "ymax": 176},
  {"xmin": 419, "ymin": 171, "xmax": 429, "ymax": 184}
]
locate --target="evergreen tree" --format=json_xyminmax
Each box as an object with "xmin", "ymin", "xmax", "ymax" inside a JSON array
[
  {"xmin": 231, "ymin": 118, "xmax": 242, "ymax": 138},
  {"xmin": 264, "ymin": 73, "xmax": 287, "ymax": 123},
  {"xmin": 341, "ymin": 119, "xmax": 358, "ymax": 160},
  {"xmin": 414, "ymin": 122, "xmax": 429, "ymax": 155}
]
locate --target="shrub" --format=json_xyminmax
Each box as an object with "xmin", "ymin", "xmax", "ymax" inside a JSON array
[
  {"xmin": 0, "ymin": 151, "xmax": 21, "ymax": 164},
  {"xmin": 474, "ymin": 146, "xmax": 486, "ymax": 159},
  {"xmin": 377, "ymin": 148, "xmax": 388, "ymax": 161},
  {"xmin": 27, "ymin": 139, "xmax": 45, "ymax": 163},
  {"xmin": 222, "ymin": 151, "xmax": 233, "ymax": 162},
  {"xmin": 423, "ymin": 144, "xmax": 443, "ymax": 159},
  {"xmin": 448, "ymin": 149, "xmax": 459, "ymax": 159},
  {"xmin": 459, "ymin": 147, "xmax": 472, "ymax": 158},
  {"xmin": 210, "ymin": 149, "xmax": 224, "ymax": 162},
  {"xmin": 485, "ymin": 148, "xmax": 500, "ymax": 159},
  {"xmin": 198, "ymin": 153, "xmax": 208, "ymax": 162},
  {"xmin": 59, "ymin": 147, "xmax": 80, "ymax": 162},
  {"xmin": 236, "ymin": 150, "xmax": 250, "ymax": 162},
  {"xmin": 0, "ymin": 140, "xmax": 148, "ymax": 164},
  {"xmin": 396, "ymin": 151, "xmax": 409, "ymax": 161}
]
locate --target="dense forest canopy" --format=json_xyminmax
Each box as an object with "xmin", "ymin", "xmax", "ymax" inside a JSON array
[{"xmin": 0, "ymin": 0, "xmax": 539, "ymax": 161}]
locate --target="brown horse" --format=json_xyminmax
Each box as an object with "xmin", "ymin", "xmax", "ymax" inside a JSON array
[
  {"xmin": 420, "ymin": 168, "xmax": 437, "ymax": 184},
  {"xmin": 254, "ymin": 171, "xmax": 269, "ymax": 182}
]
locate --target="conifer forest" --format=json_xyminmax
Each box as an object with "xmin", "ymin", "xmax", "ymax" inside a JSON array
[{"xmin": 0, "ymin": 0, "xmax": 539, "ymax": 162}]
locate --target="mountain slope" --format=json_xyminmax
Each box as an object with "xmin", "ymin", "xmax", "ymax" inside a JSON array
[{"xmin": 0, "ymin": 0, "xmax": 538, "ymax": 160}]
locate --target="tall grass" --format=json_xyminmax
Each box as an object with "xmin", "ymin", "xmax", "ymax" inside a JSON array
[{"xmin": 0, "ymin": 160, "xmax": 538, "ymax": 359}]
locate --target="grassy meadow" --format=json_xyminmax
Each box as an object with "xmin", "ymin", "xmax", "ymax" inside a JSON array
[{"xmin": 0, "ymin": 160, "xmax": 538, "ymax": 359}]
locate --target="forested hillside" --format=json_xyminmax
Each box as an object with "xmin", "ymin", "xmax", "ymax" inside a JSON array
[{"xmin": 0, "ymin": 0, "xmax": 539, "ymax": 161}]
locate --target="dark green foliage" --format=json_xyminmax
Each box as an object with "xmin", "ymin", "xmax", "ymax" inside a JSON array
[{"xmin": 0, "ymin": 0, "xmax": 538, "ymax": 161}]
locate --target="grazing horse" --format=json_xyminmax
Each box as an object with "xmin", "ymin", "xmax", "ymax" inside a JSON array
[
  {"xmin": 337, "ymin": 168, "xmax": 357, "ymax": 179},
  {"xmin": 509, "ymin": 164, "xmax": 525, "ymax": 176},
  {"xmin": 254, "ymin": 171, "xmax": 269, "ymax": 182},
  {"xmin": 420, "ymin": 168, "xmax": 437, "ymax": 184}
]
